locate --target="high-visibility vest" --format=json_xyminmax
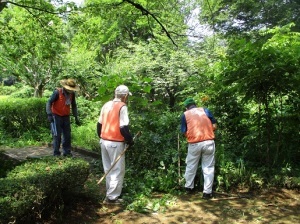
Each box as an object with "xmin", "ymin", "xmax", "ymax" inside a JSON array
[
  {"xmin": 101, "ymin": 101, "xmax": 125, "ymax": 142},
  {"xmin": 184, "ymin": 107, "xmax": 215, "ymax": 143},
  {"xmin": 51, "ymin": 88, "xmax": 73, "ymax": 116}
]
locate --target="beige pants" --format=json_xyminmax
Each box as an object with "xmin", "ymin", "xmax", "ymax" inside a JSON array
[{"xmin": 184, "ymin": 140, "xmax": 215, "ymax": 194}]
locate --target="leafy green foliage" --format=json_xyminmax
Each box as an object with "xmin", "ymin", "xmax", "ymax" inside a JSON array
[
  {"xmin": 126, "ymin": 193, "xmax": 177, "ymax": 213},
  {"xmin": 103, "ymin": 42, "xmax": 201, "ymax": 111},
  {"xmin": 0, "ymin": 85, "xmax": 18, "ymax": 95},
  {"xmin": 211, "ymin": 24, "xmax": 300, "ymax": 166},
  {"xmin": 0, "ymin": 0, "xmax": 300, "ymax": 218},
  {"xmin": 72, "ymin": 121, "xmax": 100, "ymax": 151},
  {"xmin": 0, "ymin": 1, "xmax": 66, "ymax": 97},
  {"xmin": 0, "ymin": 97, "xmax": 48, "ymax": 138},
  {"xmin": 0, "ymin": 157, "xmax": 90, "ymax": 223},
  {"xmin": 0, "ymin": 151, "xmax": 20, "ymax": 178},
  {"xmin": 199, "ymin": 0, "xmax": 300, "ymax": 35},
  {"xmin": 126, "ymin": 110, "xmax": 182, "ymax": 172}
]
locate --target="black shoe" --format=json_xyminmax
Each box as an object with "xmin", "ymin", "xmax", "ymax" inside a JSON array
[
  {"xmin": 103, "ymin": 197, "xmax": 124, "ymax": 205},
  {"xmin": 202, "ymin": 193, "xmax": 213, "ymax": 200},
  {"xmin": 63, "ymin": 153, "xmax": 73, "ymax": 157},
  {"xmin": 185, "ymin": 188, "xmax": 194, "ymax": 194}
]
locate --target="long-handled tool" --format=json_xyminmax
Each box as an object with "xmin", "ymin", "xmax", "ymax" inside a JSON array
[
  {"xmin": 50, "ymin": 116, "xmax": 57, "ymax": 136},
  {"xmin": 97, "ymin": 131, "xmax": 141, "ymax": 185},
  {"xmin": 178, "ymin": 133, "xmax": 181, "ymax": 185}
]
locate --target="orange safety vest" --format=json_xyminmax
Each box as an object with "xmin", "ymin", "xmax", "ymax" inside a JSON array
[
  {"xmin": 101, "ymin": 101, "xmax": 126, "ymax": 142},
  {"xmin": 51, "ymin": 88, "xmax": 73, "ymax": 116},
  {"xmin": 184, "ymin": 107, "xmax": 215, "ymax": 143}
]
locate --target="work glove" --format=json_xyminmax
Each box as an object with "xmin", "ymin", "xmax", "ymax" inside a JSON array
[
  {"xmin": 47, "ymin": 114, "xmax": 54, "ymax": 123},
  {"xmin": 75, "ymin": 117, "xmax": 81, "ymax": 126},
  {"xmin": 126, "ymin": 139, "xmax": 134, "ymax": 147}
]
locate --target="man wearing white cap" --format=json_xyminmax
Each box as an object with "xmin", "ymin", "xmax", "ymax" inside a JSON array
[{"xmin": 97, "ymin": 85, "xmax": 134, "ymax": 204}]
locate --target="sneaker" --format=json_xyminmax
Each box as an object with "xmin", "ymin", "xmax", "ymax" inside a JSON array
[
  {"xmin": 185, "ymin": 188, "xmax": 194, "ymax": 194},
  {"xmin": 103, "ymin": 197, "xmax": 124, "ymax": 205},
  {"xmin": 53, "ymin": 152, "xmax": 61, "ymax": 156},
  {"xmin": 63, "ymin": 153, "xmax": 73, "ymax": 157},
  {"xmin": 202, "ymin": 193, "xmax": 213, "ymax": 200}
]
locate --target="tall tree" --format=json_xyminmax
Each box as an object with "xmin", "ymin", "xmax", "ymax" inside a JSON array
[
  {"xmin": 219, "ymin": 24, "xmax": 300, "ymax": 166},
  {"xmin": 99, "ymin": 41, "xmax": 205, "ymax": 111},
  {"xmin": 75, "ymin": 0, "xmax": 191, "ymax": 55},
  {"xmin": 198, "ymin": 0, "xmax": 300, "ymax": 35},
  {"xmin": 0, "ymin": 1, "xmax": 65, "ymax": 97}
]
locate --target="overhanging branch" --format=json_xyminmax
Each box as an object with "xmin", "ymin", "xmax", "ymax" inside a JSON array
[
  {"xmin": 122, "ymin": 0, "xmax": 178, "ymax": 47},
  {"xmin": 5, "ymin": 0, "xmax": 72, "ymax": 14}
]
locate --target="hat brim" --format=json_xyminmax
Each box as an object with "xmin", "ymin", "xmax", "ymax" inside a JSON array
[{"xmin": 60, "ymin": 80, "xmax": 80, "ymax": 91}]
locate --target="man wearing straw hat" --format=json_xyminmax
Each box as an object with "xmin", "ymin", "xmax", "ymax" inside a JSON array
[{"xmin": 46, "ymin": 78, "xmax": 81, "ymax": 156}]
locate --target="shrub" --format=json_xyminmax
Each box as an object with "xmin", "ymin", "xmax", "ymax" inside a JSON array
[
  {"xmin": 0, "ymin": 157, "xmax": 90, "ymax": 223},
  {"xmin": 0, "ymin": 85, "xmax": 18, "ymax": 95},
  {"xmin": 0, "ymin": 97, "xmax": 48, "ymax": 138},
  {"xmin": 10, "ymin": 85, "xmax": 35, "ymax": 98},
  {"xmin": 0, "ymin": 151, "xmax": 20, "ymax": 178},
  {"xmin": 72, "ymin": 121, "xmax": 100, "ymax": 152}
]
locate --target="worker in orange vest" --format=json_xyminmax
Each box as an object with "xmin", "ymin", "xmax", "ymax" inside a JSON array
[
  {"xmin": 46, "ymin": 79, "xmax": 81, "ymax": 156},
  {"xmin": 181, "ymin": 98, "xmax": 217, "ymax": 199},
  {"xmin": 97, "ymin": 85, "xmax": 134, "ymax": 204}
]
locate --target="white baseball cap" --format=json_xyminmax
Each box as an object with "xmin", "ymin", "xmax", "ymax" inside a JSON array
[{"xmin": 115, "ymin": 85, "xmax": 132, "ymax": 96}]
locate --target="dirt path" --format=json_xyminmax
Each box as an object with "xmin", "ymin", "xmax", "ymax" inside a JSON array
[
  {"xmin": 2, "ymin": 145, "xmax": 100, "ymax": 163},
  {"xmin": 2, "ymin": 146, "xmax": 300, "ymax": 224},
  {"xmin": 61, "ymin": 188, "xmax": 300, "ymax": 224}
]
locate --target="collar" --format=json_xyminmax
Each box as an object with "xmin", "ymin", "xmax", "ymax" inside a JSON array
[
  {"xmin": 187, "ymin": 105, "xmax": 197, "ymax": 110},
  {"xmin": 113, "ymin": 98, "xmax": 121, "ymax": 102}
]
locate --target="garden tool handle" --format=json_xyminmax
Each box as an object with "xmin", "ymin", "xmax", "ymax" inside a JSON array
[{"xmin": 97, "ymin": 131, "xmax": 141, "ymax": 185}]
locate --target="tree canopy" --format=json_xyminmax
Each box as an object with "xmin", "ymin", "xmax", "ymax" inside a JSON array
[{"xmin": 0, "ymin": 0, "xmax": 299, "ymax": 169}]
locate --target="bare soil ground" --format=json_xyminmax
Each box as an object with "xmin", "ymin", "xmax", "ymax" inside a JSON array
[
  {"xmin": 44, "ymin": 188, "xmax": 300, "ymax": 224},
  {"xmin": 3, "ymin": 146, "xmax": 300, "ymax": 224}
]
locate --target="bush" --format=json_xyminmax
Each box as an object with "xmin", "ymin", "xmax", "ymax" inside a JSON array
[
  {"xmin": 0, "ymin": 85, "xmax": 18, "ymax": 95},
  {"xmin": 10, "ymin": 85, "xmax": 35, "ymax": 98},
  {"xmin": 0, "ymin": 97, "xmax": 48, "ymax": 138},
  {"xmin": 72, "ymin": 121, "xmax": 100, "ymax": 152},
  {"xmin": 0, "ymin": 151, "xmax": 20, "ymax": 178},
  {"xmin": 0, "ymin": 157, "xmax": 90, "ymax": 223}
]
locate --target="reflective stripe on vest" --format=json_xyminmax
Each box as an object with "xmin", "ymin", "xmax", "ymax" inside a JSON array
[
  {"xmin": 101, "ymin": 101, "xmax": 125, "ymax": 142},
  {"xmin": 51, "ymin": 88, "xmax": 72, "ymax": 116},
  {"xmin": 184, "ymin": 107, "xmax": 215, "ymax": 143}
]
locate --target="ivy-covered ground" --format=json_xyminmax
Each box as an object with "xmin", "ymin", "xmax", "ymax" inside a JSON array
[{"xmin": 3, "ymin": 147, "xmax": 300, "ymax": 224}]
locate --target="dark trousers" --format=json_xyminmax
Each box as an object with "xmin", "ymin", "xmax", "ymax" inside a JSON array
[{"xmin": 52, "ymin": 115, "xmax": 71, "ymax": 156}]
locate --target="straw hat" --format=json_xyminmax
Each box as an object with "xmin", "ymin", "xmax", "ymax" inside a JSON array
[{"xmin": 60, "ymin": 79, "xmax": 80, "ymax": 91}]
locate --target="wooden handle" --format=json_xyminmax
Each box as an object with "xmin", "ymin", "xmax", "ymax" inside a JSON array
[{"xmin": 97, "ymin": 131, "xmax": 141, "ymax": 185}]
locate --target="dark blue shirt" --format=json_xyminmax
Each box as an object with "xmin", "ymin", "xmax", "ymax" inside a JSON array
[{"xmin": 46, "ymin": 88, "xmax": 78, "ymax": 116}]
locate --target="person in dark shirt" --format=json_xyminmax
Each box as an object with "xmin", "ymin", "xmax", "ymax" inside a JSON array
[
  {"xmin": 180, "ymin": 98, "xmax": 217, "ymax": 199},
  {"xmin": 46, "ymin": 79, "xmax": 80, "ymax": 156}
]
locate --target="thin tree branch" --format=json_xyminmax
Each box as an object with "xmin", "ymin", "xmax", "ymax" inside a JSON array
[
  {"xmin": 22, "ymin": 6, "xmax": 48, "ymax": 30},
  {"xmin": 6, "ymin": 0, "xmax": 73, "ymax": 15},
  {"xmin": 122, "ymin": 0, "xmax": 178, "ymax": 48}
]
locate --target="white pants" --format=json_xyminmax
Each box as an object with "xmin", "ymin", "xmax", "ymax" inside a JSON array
[
  {"xmin": 100, "ymin": 139, "xmax": 125, "ymax": 200},
  {"xmin": 184, "ymin": 140, "xmax": 215, "ymax": 194}
]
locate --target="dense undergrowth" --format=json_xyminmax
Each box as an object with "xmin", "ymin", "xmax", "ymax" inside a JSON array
[{"xmin": 0, "ymin": 87, "xmax": 299, "ymax": 220}]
